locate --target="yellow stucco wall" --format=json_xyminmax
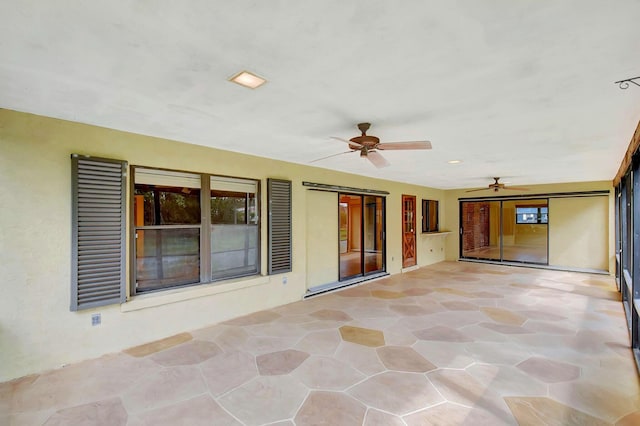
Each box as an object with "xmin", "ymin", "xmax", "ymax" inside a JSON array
[
  {"xmin": 0, "ymin": 109, "xmax": 446, "ymax": 381},
  {"xmin": 549, "ymin": 196, "xmax": 609, "ymax": 270},
  {"xmin": 305, "ymin": 190, "xmax": 338, "ymax": 288}
]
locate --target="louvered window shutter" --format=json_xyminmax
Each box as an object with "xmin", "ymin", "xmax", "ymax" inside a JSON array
[
  {"xmin": 267, "ymin": 178, "xmax": 292, "ymax": 274},
  {"xmin": 71, "ymin": 155, "xmax": 127, "ymax": 311}
]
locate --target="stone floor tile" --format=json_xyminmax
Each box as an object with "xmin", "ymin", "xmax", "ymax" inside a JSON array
[
  {"xmin": 150, "ymin": 340, "xmax": 222, "ymax": 366},
  {"xmin": 504, "ymin": 396, "xmax": 609, "ymax": 426},
  {"xmin": 10, "ymin": 353, "xmax": 158, "ymax": 413},
  {"xmin": 433, "ymin": 287, "xmax": 474, "ymax": 297},
  {"xmin": 402, "ymin": 288, "xmax": 433, "ymax": 296},
  {"xmin": 334, "ymin": 342, "xmax": 387, "ymax": 375},
  {"xmin": 480, "ymin": 307, "xmax": 527, "ymax": 326},
  {"xmin": 136, "ymin": 394, "xmax": 240, "ymax": 426},
  {"xmin": 240, "ymin": 336, "xmax": 300, "ymax": 355},
  {"xmin": 404, "ymin": 402, "xmax": 517, "ymax": 426},
  {"xmin": 524, "ymin": 321, "xmax": 576, "ymax": 335},
  {"xmin": 616, "ymin": 410, "xmax": 640, "ymax": 426},
  {"xmin": 413, "ymin": 325, "xmax": 474, "ymax": 342},
  {"xmin": 339, "ymin": 325, "xmax": 385, "ymax": 347},
  {"xmin": 466, "ymin": 364, "xmax": 548, "ymax": 397},
  {"xmin": 200, "ymin": 350, "xmax": 257, "ymax": 396},
  {"xmin": 348, "ymin": 371, "xmax": 443, "ymax": 415},
  {"xmin": 190, "ymin": 323, "xmax": 228, "ymax": 342},
  {"xmin": 217, "ymin": 376, "xmax": 307, "ymax": 426},
  {"xmin": 427, "ymin": 369, "xmax": 497, "ymax": 407},
  {"xmin": 471, "ymin": 291, "xmax": 504, "ymax": 299},
  {"xmin": 371, "ymin": 290, "xmax": 406, "ymax": 299},
  {"xmin": 518, "ymin": 310, "xmax": 567, "ymax": 321},
  {"xmin": 336, "ymin": 287, "xmax": 371, "ymax": 297},
  {"xmin": 458, "ymin": 323, "xmax": 509, "ymax": 342},
  {"xmin": 428, "ymin": 310, "xmax": 489, "ymax": 328},
  {"xmin": 43, "ymin": 397, "xmax": 127, "ymax": 426},
  {"xmin": 256, "ymin": 349, "xmax": 309, "ymax": 376},
  {"xmin": 377, "ymin": 346, "xmax": 436, "ymax": 373},
  {"xmin": 213, "ymin": 326, "xmax": 250, "ymax": 350},
  {"xmin": 465, "ymin": 341, "xmax": 531, "ymax": 365},
  {"xmin": 549, "ymin": 380, "xmax": 640, "ymax": 423},
  {"xmin": 273, "ymin": 314, "xmax": 315, "ymax": 324},
  {"xmin": 294, "ymin": 356, "xmax": 365, "ymax": 390},
  {"xmin": 382, "ymin": 328, "xmax": 419, "ymax": 346},
  {"xmin": 4, "ymin": 410, "xmax": 56, "ymax": 426},
  {"xmin": 294, "ymin": 391, "xmax": 366, "ymax": 425},
  {"xmin": 121, "ymin": 365, "xmax": 206, "ymax": 414},
  {"xmin": 517, "ymin": 357, "xmax": 581, "ymax": 383},
  {"xmin": 244, "ymin": 322, "xmax": 306, "ymax": 338},
  {"xmin": 440, "ymin": 300, "xmax": 479, "ymax": 311},
  {"xmin": 124, "ymin": 333, "xmax": 192, "ymax": 357},
  {"xmin": 309, "ymin": 309, "xmax": 353, "ymax": 321},
  {"xmin": 389, "ymin": 304, "xmax": 432, "ymax": 316},
  {"xmin": 413, "ymin": 341, "xmax": 476, "ymax": 369},
  {"xmin": 478, "ymin": 322, "xmax": 534, "ymax": 334},
  {"xmin": 363, "ymin": 409, "xmax": 405, "ymax": 425},
  {"xmin": 294, "ymin": 330, "xmax": 342, "ymax": 355},
  {"xmin": 223, "ymin": 310, "xmax": 281, "ymax": 326}
]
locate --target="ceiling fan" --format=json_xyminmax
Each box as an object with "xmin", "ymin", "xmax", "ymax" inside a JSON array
[
  {"xmin": 466, "ymin": 177, "xmax": 529, "ymax": 193},
  {"xmin": 311, "ymin": 122, "xmax": 432, "ymax": 168}
]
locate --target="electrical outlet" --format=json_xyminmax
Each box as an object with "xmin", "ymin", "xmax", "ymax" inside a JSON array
[
  {"xmin": 282, "ymin": 276, "xmax": 287, "ymax": 285},
  {"xmin": 91, "ymin": 313, "xmax": 101, "ymax": 326}
]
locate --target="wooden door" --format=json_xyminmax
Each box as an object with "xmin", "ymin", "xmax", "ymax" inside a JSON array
[{"xmin": 402, "ymin": 195, "xmax": 416, "ymax": 267}]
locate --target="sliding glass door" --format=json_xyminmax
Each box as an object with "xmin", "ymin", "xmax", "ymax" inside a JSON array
[
  {"xmin": 502, "ymin": 200, "xmax": 548, "ymax": 264},
  {"xmin": 339, "ymin": 193, "xmax": 385, "ymax": 280},
  {"xmin": 461, "ymin": 201, "xmax": 501, "ymax": 261},
  {"xmin": 460, "ymin": 199, "xmax": 548, "ymax": 265}
]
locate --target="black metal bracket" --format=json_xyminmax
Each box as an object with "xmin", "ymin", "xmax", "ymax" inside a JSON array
[{"xmin": 615, "ymin": 76, "xmax": 640, "ymax": 89}]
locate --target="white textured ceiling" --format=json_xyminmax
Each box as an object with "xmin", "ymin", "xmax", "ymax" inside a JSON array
[{"xmin": 1, "ymin": 1, "xmax": 639, "ymax": 189}]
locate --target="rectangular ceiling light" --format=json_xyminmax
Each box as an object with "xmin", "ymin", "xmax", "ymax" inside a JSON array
[{"xmin": 229, "ymin": 70, "xmax": 266, "ymax": 89}]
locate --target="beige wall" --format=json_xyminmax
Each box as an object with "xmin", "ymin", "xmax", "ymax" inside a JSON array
[
  {"xmin": 549, "ymin": 197, "xmax": 609, "ymax": 270},
  {"xmin": 0, "ymin": 109, "xmax": 446, "ymax": 381},
  {"xmin": 306, "ymin": 191, "xmax": 338, "ymax": 288},
  {"xmin": 443, "ymin": 182, "xmax": 614, "ymax": 272}
]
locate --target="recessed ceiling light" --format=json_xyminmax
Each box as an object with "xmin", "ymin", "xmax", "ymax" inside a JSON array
[
  {"xmin": 229, "ymin": 70, "xmax": 266, "ymax": 89},
  {"xmin": 447, "ymin": 160, "xmax": 462, "ymax": 164}
]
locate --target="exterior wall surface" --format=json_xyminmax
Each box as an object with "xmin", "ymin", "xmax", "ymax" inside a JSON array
[{"xmin": 0, "ymin": 109, "xmax": 446, "ymax": 381}]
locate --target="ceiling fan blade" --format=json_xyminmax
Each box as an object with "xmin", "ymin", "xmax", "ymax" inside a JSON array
[
  {"xmin": 367, "ymin": 151, "xmax": 390, "ymax": 168},
  {"xmin": 465, "ymin": 187, "xmax": 490, "ymax": 193},
  {"xmin": 309, "ymin": 150, "xmax": 356, "ymax": 163},
  {"xmin": 330, "ymin": 136, "xmax": 363, "ymax": 148},
  {"xmin": 376, "ymin": 141, "xmax": 432, "ymax": 150},
  {"xmin": 503, "ymin": 186, "xmax": 529, "ymax": 191}
]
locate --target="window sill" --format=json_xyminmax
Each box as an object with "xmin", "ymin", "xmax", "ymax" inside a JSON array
[
  {"xmin": 421, "ymin": 231, "xmax": 451, "ymax": 236},
  {"xmin": 121, "ymin": 275, "xmax": 270, "ymax": 312}
]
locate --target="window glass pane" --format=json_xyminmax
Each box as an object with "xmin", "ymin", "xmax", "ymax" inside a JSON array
[
  {"xmin": 211, "ymin": 190, "xmax": 256, "ymax": 224},
  {"xmin": 210, "ymin": 182, "xmax": 259, "ymax": 280},
  {"xmin": 364, "ymin": 196, "xmax": 384, "ymax": 274},
  {"xmin": 340, "ymin": 194, "xmax": 362, "ymax": 279},
  {"xmin": 540, "ymin": 207, "xmax": 548, "ymax": 223},
  {"xmin": 422, "ymin": 199, "xmax": 439, "ymax": 232},
  {"xmin": 211, "ymin": 224, "xmax": 258, "ymax": 279},
  {"xmin": 516, "ymin": 207, "xmax": 540, "ymax": 224},
  {"xmin": 134, "ymin": 186, "xmax": 201, "ymax": 226},
  {"xmin": 135, "ymin": 228, "xmax": 200, "ymax": 291}
]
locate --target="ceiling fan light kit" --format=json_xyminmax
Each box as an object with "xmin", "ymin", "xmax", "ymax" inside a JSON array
[{"xmin": 312, "ymin": 122, "xmax": 432, "ymax": 168}]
